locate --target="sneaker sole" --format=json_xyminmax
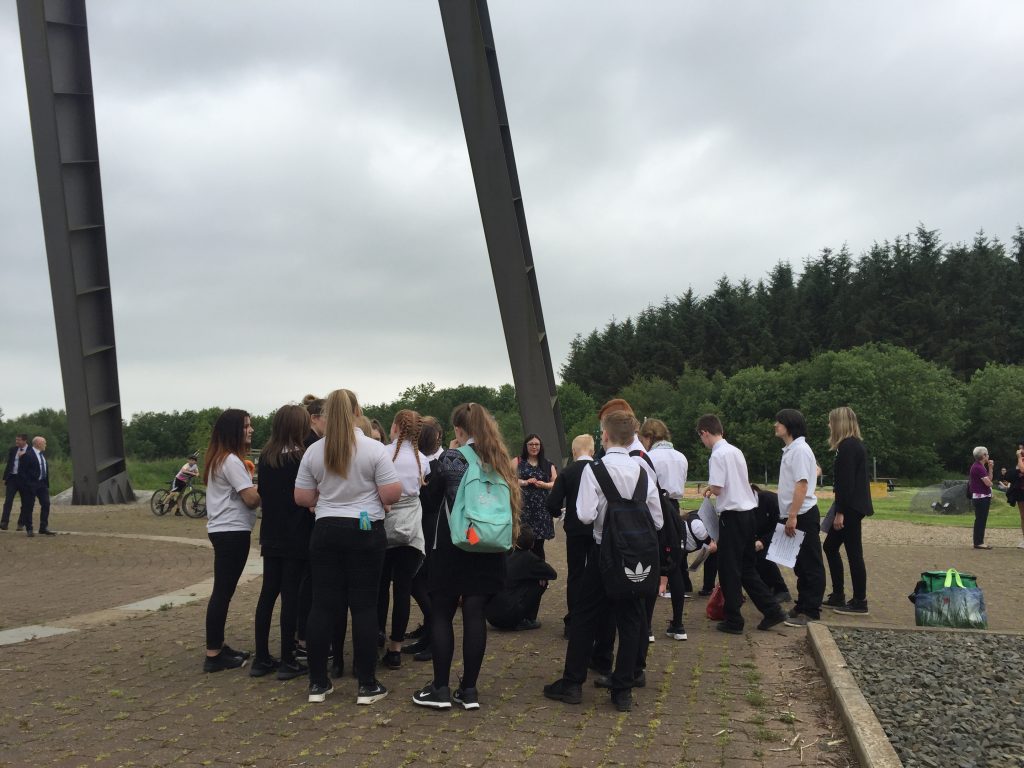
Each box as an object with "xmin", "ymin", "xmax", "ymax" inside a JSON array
[
  {"xmin": 666, "ymin": 632, "xmax": 688, "ymax": 641},
  {"xmin": 357, "ymin": 690, "xmax": 389, "ymax": 705},
  {"xmin": 308, "ymin": 688, "xmax": 334, "ymax": 703},
  {"xmin": 453, "ymin": 698, "xmax": 479, "ymax": 710},
  {"xmin": 412, "ymin": 695, "xmax": 452, "ymax": 709},
  {"xmin": 783, "ymin": 620, "xmax": 809, "ymax": 628},
  {"xmin": 832, "ymin": 608, "xmax": 870, "ymax": 615}
]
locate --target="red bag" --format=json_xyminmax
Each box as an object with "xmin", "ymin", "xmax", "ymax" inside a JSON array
[{"xmin": 706, "ymin": 584, "xmax": 725, "ymax": 621}]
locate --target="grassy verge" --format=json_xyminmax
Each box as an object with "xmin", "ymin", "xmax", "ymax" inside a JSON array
[{"xmin": 0, "ymin": 458, "xmax": 195, "ymax": 500}]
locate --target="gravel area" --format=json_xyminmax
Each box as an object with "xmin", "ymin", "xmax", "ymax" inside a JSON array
[{"xmin": 832, "ymin": 627, "xmax": 1024, "ymax": 768}]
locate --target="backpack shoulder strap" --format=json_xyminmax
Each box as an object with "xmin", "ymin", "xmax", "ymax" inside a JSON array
[
  {"xmin": 457, "ymin": 444, "xmax": 479, "ymax": 466},
  {"xmin": 630, "ymin": 465, "xmax": 648, "ymax": 505},
  {"xmin": 589, "ymin": 459, "xmax": 625, "ymax": 504}
]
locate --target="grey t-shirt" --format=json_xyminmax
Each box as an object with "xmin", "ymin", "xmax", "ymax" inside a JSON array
[
  {"xmin": 296, "ymin": 431, "xmax": 399, "ymax": 521},
  {"xmin": 206, "ymin": 454, "xmax": 256, "ymax": 533}
]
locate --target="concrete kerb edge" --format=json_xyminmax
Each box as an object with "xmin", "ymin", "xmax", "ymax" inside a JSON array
[{"xmin": 806, "ymin": 622, "xmax": 904, "ymax": 768}]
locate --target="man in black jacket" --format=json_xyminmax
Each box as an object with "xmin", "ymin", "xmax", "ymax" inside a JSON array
[
  {"xmin": 18, "ymin": 436, "xmax": 54, "ymax": 537},
  {"xmin": 1, "ymin": 434, "xmax": 29, "ymax": 530},
  {"xmin": 546, "ymin": 434, "xmax": 596, "ymax": 638}
]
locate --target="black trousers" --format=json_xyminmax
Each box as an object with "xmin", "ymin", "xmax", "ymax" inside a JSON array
[
  {"xmin": 254, "ymin": 554, "xmax": 306, "ymax": 662},
  {"xmin": 717, "ymin": 509, "xmax": 779, "ymax": 629},
  {"xmin": 702, "ymin": 552, "xmax": 718, "ymax": 591},
  {"xmin": 2, "ymin": 478, "xmax": 27, "ymax": 526},
  {"xmin": 823, "ymin": 511, "xmax": 867, "ymax": 602},
  {"xmin": 377, "ymin": 545, "xmax": 424, "ymax": 643},
  {"xmin": 307, "ymin": 518, "xmax": 386, "ymax": 687},
  {"xmin": 789, "ymin": 507, "xmax": 826, "ymax": 618},
  {"xmin": 486, "ymin": 582, "xmax": 547, "ymax": 629},
  {"xmin": 563, "ymin": 534, "xmax": 594, "ymax": 629},
  {"xmin": 563, "ymin": 550, "xmax": 646, "ymax": 690},
  {"xmin": 755, "ymin": 551, "xmax": 789, "ymax": 595},
  {"xmin": 665, "ymin": 557, "xmax": 687, "ymax": 626},
  {"xmin": 19, "ymin": 483, "xmax": 50, "ymax": 532},
  {"xmin": 206, "ymin": 531, "xmax": 251, "ymax": 651},
  {"xmin": 971, "ymin": 497, "xmax": 991, "ymax": 547}
]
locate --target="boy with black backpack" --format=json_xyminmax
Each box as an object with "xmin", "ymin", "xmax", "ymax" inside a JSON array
[{"xmin": 543, "ymin": 410, "xmax": 664, "ymax": 712}]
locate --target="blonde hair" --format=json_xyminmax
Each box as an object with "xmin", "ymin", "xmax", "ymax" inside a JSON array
[
  {"xmin": 602, "ymin": 411, "xmax": 639, "ymax": 446},
  {"xmin": 571, "ymin": 434, "xmax": 595, "ymax": 458},
  {"xmin": 323, "ymin": 389, "xmax": 361, "ymax": 477},
  {"xmin": 450, "ymin": 403, "xmax": 522, "ymax": 541},
  {"xmin": 639, "ymin": 418, "xmax": 670, "ymax": 444},
  {"xmin": 828, "ymin": 406, "xmax": 862, "ymax": 450},
  {"xmin": 391, "ymin": 409, "xmax": 424, "ymax": 486}
]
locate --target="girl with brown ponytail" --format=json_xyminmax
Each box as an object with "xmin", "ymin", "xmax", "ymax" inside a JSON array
[
  {"xmin": 378, "ymin": 410, "xmax": 430, "ymax": 670},
  {"xmin": 412, "ymin": 403, "xmax": 521, "ymax": 711}
]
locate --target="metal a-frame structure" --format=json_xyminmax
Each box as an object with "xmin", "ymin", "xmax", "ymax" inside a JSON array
[{"xmin": 17, "ymin": 0, "xmax": 566, "ymax": 504}]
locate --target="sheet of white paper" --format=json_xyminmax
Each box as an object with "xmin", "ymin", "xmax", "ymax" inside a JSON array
[
  {"xmin": 820, "ymin": 504, "xmax": 836, "ymax": 534},
  {"xmin": 696, "ymin": 496, "xmax": 719, "ymax": 542},
  {"xmin": 766, "ymin": 523, "xmax": 805, "ymax": 569}
]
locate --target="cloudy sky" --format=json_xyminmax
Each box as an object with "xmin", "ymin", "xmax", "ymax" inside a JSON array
[{"xmin": 2, "ymin": 1, "xmax": 1022, "ymax": 421}]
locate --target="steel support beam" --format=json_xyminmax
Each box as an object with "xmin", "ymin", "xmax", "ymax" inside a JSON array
[
  {"xmin": 438, "ymin": 0, "xmax": 567, "ymax": 466},
  {"xmin": 17, "ymin": 0, "xmax": 134, "ymax": 504}
]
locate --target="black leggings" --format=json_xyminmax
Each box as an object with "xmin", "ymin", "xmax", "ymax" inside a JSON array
[
  {"xmin": 254, "ymin": 554, "xmax": 306, "ymax": 662},
  {"xmin": 665, "ymin": 559, "xmax": 687, "ymax": 626},
  {"xmin": 206, "ymin": 531, "xmax": 251, "ymax": 651},
  {"xmin": 430, "ymin": 592, "xmax": 489, "ymax": 690},
  {"xmin": 378, "ymin": 546, "xmax": 424, "ymax": 643},
  {"xmin": 823, "ymin": 512, "xmax": 867, "ymax": 602}
]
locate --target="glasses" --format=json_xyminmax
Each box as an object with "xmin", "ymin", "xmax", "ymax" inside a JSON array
[{"xmin": 527, "ymin": 442, "xmax": 541, "ymax": 448}]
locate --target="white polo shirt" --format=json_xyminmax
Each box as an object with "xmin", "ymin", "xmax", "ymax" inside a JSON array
[
  {"xmin": 389, "ymin": 440, "xmax": 431, "ymax": 498},
  {"xmin": 648, "ymin": 442, "xmax": 688, "ymax": 499},
  {"xmin": 206, "ymin": 454, "xmax": 257, "ymax": 533},
  {"xmin": 577, "ymin": 447, "xmax": 663, "ymax": 544},
  {"xmin": 296, "ymin": 429, "xmax": 400, "ymax": 521},
  {"xmin": 707, "ymin": 439, "xmax": 757, "ymax": 512},
  {"xmin": 777, "ymin": 436, "xmax": 818, "ymax": 516}
]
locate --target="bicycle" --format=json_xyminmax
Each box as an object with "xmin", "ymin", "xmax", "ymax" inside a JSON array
[{"xmin": 150, "ymin": 478, "xmax": 205, "ymax": 518}]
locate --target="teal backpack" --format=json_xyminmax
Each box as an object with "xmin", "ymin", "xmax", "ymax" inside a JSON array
[{"xmin": 448, "ymin": 445, "xmax": 513, "ymax": 553}]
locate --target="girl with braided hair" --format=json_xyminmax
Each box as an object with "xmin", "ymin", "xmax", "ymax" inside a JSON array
[{"xmin": 378, "ymin": 410, "xmax": 430, "ymax": 669}]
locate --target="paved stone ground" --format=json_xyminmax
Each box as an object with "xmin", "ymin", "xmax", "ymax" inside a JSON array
[{"xmin": 11, "ymin": 503, "xmax": 1021, "ymax": 767}]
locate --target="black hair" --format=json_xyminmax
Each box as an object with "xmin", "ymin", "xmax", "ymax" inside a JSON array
[
  {"xmin": 516, "ymin": 524, "xmax": 536, "ymax": 551},
  {"xmin": 774, "ymin": 409, "xmax": 807, "ymax": 440},
  {"xmin": 520, "ymin": 433, "xmax": 547, "ymax": 465}
]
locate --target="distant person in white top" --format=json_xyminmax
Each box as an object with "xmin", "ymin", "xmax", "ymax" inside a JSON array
[
  {"xmin": 639, "ymin": 418, "xmax": 690, "ymax": 641},
  {"xmin": 544, "ymin": 410, "xmax": 663, "ymax": 713},
  {"xmin": 773, "ymin": 409, "xmax": 826, "ymax": 627},
  {"xmin": 202, "ymin": 409, "xmax": 260, "ymax": 673},
  {"xmin": 698, "ymin": 414, "xmax": 785, "ymax": 635},
  {"xmin": 294, "ymin": 388, "xmax": 401, "ymax": 706},
  {"xmin": 379, "ymin": 409, "xmax": 430, "ymax": 671}
]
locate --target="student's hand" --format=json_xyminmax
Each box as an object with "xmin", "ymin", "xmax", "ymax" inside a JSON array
[
  {"xmin": 703, "ymin": 488, "xmax": 712, "ymax": 499},
  {"xmin": 754, "ymin": 540, "xmax": 764, "ymax": 552},
  {"xmin": 708, "ymin": 541, "xmax": 718, "ymax": 554},
  {"xmin": 785, "ymin": 514, "xmax": 797, "ymax": 537},
  {"xmin": 833, "ymin": 512, "xmax": 844, "ymax": 531}
]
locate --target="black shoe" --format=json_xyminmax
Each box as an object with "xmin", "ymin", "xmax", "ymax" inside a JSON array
[
  {"xmin": 698, "ymin": 588, "xmax": 713, "ymax": 597},
  {"xmin": 774, "ymin": 590, "xmax": 793, "ymax": 604},
  {"xmin": 356, "ymin": 680, "xmax": 388, "ymax": 705},
  {"xmin": 757, "ymin": 611, "xmax": 786, "ymax": 631},
  {"xmin": 823, "ymin": 592, "xmax": 847, "ymax": 608},
  {"xmin": 330, "ymin": 660, "xmax": 345, "ymax": 679},
  {"xmin": 515, "ymin": 618, "xmax": 541, "ymax": 631},
  {"xmin": 834, "ymin": 600, "xmax": 869, "ymax": 615},
  {"xmin": 203, "ymin": 651, "xmax": 246, "ymax": 673},
  {"xmin": 452, "ymin": 686, "xmax": 480, "ymax": 710},
  {"xmin": 220, "ymin": 644, "xmax": 251, "ymax": 661},
  {"xmin": 716, "ymin": 621, "xmax": 744, "ymax": 635},
  {"xmin": 0, "ymin": 523, "xmax": 7, "ymax": 530},
  {"xmin": 543, "ymin": 678, "xmax": 582, "ymax": 704},
  {"xmin": 665, "ymin": 624, "xmax": 688, "ymax": 641},
  {"xmin": 405, "ymin": 624, "xmax": 425, "ymax": 640},
  {"xmin": 248, "ymin": 656, "xmax": 280, "ymax": 677},
  {"xmin": 595, "ymin": 670, "xmax": 645, "ymax": 689},
  {"xmin": 382, "ymin": 650, "xmax": 401, "ymax": 670},
  {"xmin": 16, "ymin": 525, "xmax": 24, "ymax": 532},
  {"xmin": 377, "ymin": 630, "xmax": 386, "ymax": 648},
  {"xmin": 401, "ymin": 637, "xmax": 429, "ymax": 655},
  {"xmin": 413, "ymin": 646, "xmax": 433, "ymax": 662},
  {"xmin": 26, "ymin": 530, "xmax": 35, "ymax": 538},
  {"xmin": 308, "ymin": 682, "xmax": 333, "ymax": 703},
  {"xmin": 412, "ymin": 682, "xmax": 452, "ymax": 709},
  {"xmin": 611, "ymin": 689, "xmax": 633, "ymax": 712},
  {"xmin": 277, "ymin": 660, "xmax": 308, "ymax": 680},
  {"xmin": 293, "ymin": 645, "xmax": 308, "ymax": 662}
]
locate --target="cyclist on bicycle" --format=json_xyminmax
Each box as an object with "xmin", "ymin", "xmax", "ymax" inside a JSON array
[{"xmin": 167, "ymin": 453, "xmax": 200, "ymax": 516}]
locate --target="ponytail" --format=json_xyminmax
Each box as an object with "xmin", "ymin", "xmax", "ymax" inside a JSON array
[
  {"xmin": 323, "ymin": 389, "xmax": 360, "ymax": 477},
  {"xmin": 391, "ymin": 409, "xmax": 424, "ymax": 486}
]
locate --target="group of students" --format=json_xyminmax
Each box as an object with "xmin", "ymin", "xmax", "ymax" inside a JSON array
[{"xmin": 197, "ymin": 388, "xmax": 873, "ymax": 713}]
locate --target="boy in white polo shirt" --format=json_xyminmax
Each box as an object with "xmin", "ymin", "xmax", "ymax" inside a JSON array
[
  {"xmin": 697, "ymin": 414, "xmax": 785, "ymax": 634},
  {"xmin": 774, "ymin": 409, "xmax": 826, "ymax": 626}
]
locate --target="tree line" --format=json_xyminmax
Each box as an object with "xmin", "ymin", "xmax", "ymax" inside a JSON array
[{"xmin": 561, "ymin": 226, "xmax": 1024, "ymax": 401}]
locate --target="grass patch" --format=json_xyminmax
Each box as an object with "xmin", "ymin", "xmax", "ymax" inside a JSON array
[{"xmin": 744, "ymin": 690, "xmax": 766, "ymax": 708}]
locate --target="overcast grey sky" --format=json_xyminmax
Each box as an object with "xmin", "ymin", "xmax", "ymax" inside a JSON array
[{"xmin": 2, "ymin": 1, "xmax": 1022, "ymax": 420}]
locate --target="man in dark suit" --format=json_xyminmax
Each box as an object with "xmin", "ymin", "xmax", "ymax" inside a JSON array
[
  {"xmin": 19, "ymin": 436, "xmax": 55, "ymax": 537},
  {"xmin": 1, "ymin": 433, "xmax": 29, "ymax": 530}
]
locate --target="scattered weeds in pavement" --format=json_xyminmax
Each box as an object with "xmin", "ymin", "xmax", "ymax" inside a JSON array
[
  {"xmin": 755, "ymin": 726, "xmax": 783, "ymax": 742},
  {"xmin": 744, "ymin": 689, "xmax": 766, "ymax": 708}
]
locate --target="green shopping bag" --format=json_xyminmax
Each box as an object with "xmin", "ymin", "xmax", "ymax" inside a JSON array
[
  {"xmin": 919, "ymin": 568, "xmax": 977, "ymax": 593},
  {"xmin": 912, "ymin": 568, "xmax": 988, "ymax": 629}
]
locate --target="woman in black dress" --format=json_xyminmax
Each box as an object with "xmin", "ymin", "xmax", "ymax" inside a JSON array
[
  {"xmin": 412, "ymin": 403, "xmax": 521, "ymax": 711},
  {"xmin": 252, "ymin": 404, "xmax": 313, "ymax": 679},
  {"xmin": 514, "ymin": 434, "xmax": 557, "ymax": 561},
  {"xmin": 822, "ymin": 406, "xmax": 874, "ymax": 614}
]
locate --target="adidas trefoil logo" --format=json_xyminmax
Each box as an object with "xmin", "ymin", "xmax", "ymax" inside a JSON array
[{"xmin": 624, "ymin": 562, "xmax": 651, "ymax": 583}]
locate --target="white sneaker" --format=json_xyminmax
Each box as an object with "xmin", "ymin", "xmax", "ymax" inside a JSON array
[{"xmin": 659, "ymin": 591, "xmax": 672, "ymax": 599}]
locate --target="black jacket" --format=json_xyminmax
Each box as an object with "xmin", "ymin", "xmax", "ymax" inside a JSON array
[
  {"xmin": 485, "ymin": 549, "xmax": 558, "ymax": 626},
  {"xmin": 256, "ymin": 452, "xmax": 313, "ymax": 559},
  {"xmin": 18, "ymin": 448, "xmax": 48, "ymax": 489},
  {"xmin": 545, "ymin": 458, "xmax": 595, "ymax": 538},
  {"xmin": 833, "ymin": 437, "xmax": 874, "ymax": 518},
  {"xmin": 3, "ymin": 446, "xmax": 22, "ymax": 482},
  {"xmin": 753, "ymin": 489, "xmax": 781, "ymax": 550}
]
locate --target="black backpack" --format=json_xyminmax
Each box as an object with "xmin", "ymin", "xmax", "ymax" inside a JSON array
[
  {"xmin": 590, "ymin": 460, "xmax": 661, "ymax": 600},
  {"xmin": 630, "ymin": 450, "xmax": 684, "ymax": 573}
]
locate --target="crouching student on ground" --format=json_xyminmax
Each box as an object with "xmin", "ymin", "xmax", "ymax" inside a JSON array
[
  {"xmin": 750, "ymin": 485, "xmax": 793, "ymax": 604},
  {"xmin": 544, "ymin": 410, "xmax": 663, "ymax": 713},
  {"xmin": 485, "ymin": 526, "xmax": 557, "ymax": 630}
]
